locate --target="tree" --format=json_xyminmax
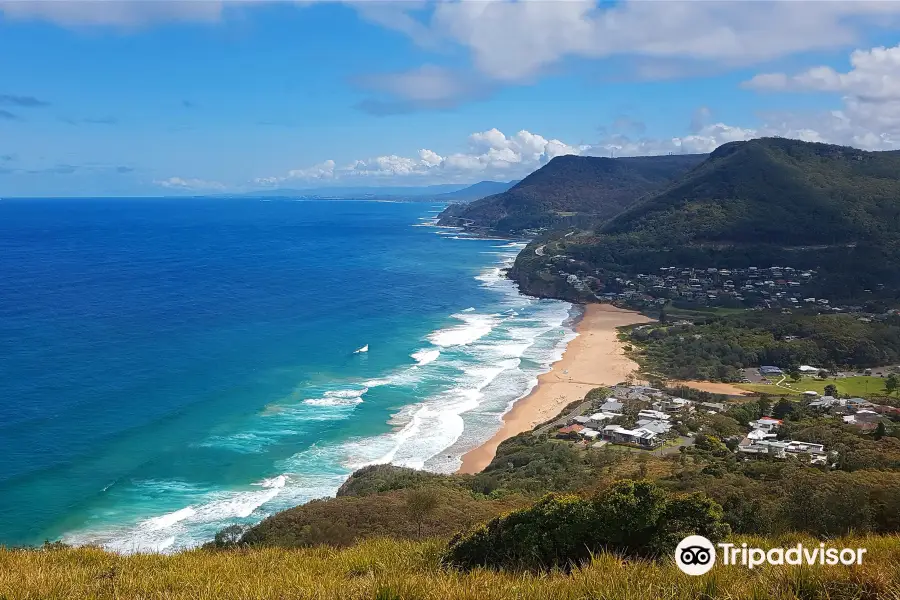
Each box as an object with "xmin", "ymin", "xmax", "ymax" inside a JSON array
[
  {"xmin": 443, "ymin": 481, "xmax": 730, "ymax": 572},
  {"xmin": 789, "ymin": 369, "xmax": 802, "ymax": 382},
  {"xmin": 772, "ymin": 398, "xmax": 795, "ymax": 420},
  {"xmin": 757, "ymin": 396, "xmax": 772, "ymax": 417},
  {"xmin": 213, "ymin": 524, "xmax": 246, "ymax": 548},
  {"xmin": 405, "ymin": 488, "xmax": 440, "ymax": 538},
  {"xmin": 824, "ymin": 384, "xmax": 839, "ymax": 397},
  {"xmin": 875, "ymin": 422, "xmax": 887, "ymax": 441},
  {"xmin": 885, "ymin": 374, "xmax": 899, "ymax": 396}
]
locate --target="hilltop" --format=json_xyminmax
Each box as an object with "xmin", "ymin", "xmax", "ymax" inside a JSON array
[
  {"xmin": 511, "ymin": 138, "xmax": 900, "ymax": 304},
  {"xmin": 437, "ymin": 153, "xmax": 706, "ymax": 233}
]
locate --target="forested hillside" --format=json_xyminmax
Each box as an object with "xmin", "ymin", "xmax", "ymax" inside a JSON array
[
  {"xmin": 438, "ymin": 153, "xmax": 705, "ymax": 233},
  {"xmin": 511, "ymin": 138, "xmax": 900, "ymax": 303}
]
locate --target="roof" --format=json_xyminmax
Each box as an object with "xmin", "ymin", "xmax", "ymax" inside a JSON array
[
  {"xmin": 587, "ymin": 412, "xmax": 617, "ymax": 422},
  {"xmin": 600, "ymin": 400, "xmax": 624, "ymax": 411},
  {"xmin": 558, "ymin": 424, "xmax": 584, "ymax": 434}
]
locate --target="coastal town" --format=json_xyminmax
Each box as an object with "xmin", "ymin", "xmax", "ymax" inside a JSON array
[
  {"xmin": 541, "ymin": 250, "xmax": 889, "ymax": 313},
  {"xmin": 546, "ymin": 377, "xmax": 900, "ymax": 465}
]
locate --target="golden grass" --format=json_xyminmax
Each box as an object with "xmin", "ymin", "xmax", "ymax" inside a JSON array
[{"xmin": 3, "ymin": 534, "xmax": 900, "ymax": 600}]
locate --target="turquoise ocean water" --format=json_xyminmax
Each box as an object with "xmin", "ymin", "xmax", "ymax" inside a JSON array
[{"xmin": 0, "ymin": 199, "xmax": 577, "ymax": 551}]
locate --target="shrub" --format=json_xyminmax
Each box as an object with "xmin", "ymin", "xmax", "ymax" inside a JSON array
[{"xmin": 443, "ymin": 480, "xmax": 729, "ymax": 572}]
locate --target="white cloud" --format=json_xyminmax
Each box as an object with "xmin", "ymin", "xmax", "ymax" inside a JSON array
[
  {"xmin": 744, "ymin": 43, "xmax": 900, "ymax": 141},
  {"xmin": 258, "ymin": 127, "xmax": 583, "ymax": 185},
  {"xmin": 420, "ymin": 0, "xmax": 900, "ymax": 82},
  {"xmin": 154, "ymin": 176, "xmax": 227, "ymax": 191},
  {"xmin": 744, "ymin": 44, "xmax": 900, "ymax": 99},
  {"xmin": 256, "ymin": 113, "xmax": 900, "ymax": 187}
]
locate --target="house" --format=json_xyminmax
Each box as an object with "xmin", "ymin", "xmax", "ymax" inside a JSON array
[
  {"xmin": 749, "ymin": 417, "xmax": 782, "ymax": 433},
  {"xmin": 653, "ymin": 397, "xmax": 693, "ymax": 413},
  {"xmin": 843, "ymin": 409, "xmax": 881, "ymax": 426},
  {"xmin": 602, "ymin": 425, "xmax": 662, "ymax": 448},
  {"xmin": 586, "ymin": 412, "xmax": 618, "ymax": 428},
  {"xmin": 635, "ymin": 419, "xmax": 672, "ymax": 435},
  {"xmin": 581, "ymin": 428, "xmax": 601, "ymax": 440},
  {"xmin": 571, "ymin": 415, "xmax": 591, "ymax": 426},
  {"xmin": 747, "ymin": 428, "xmax": 776, "ymax": 441},
  {"xmin": 808, "ymin": 395, "xmax": 840, "ymax": 409},
  {"xmin": 699, "ymin": 401, "xmax": 726, "ymax": 413},
  {"xmin": 556, "ymin": 424, "xmax": 584, "ymax": 436},
  {"xmin": 638, "ymin": 409, "xmax": 671, "ymax": 421},
  {"xmin": 737, "ymin": 437, "xmax": 827, "ymax": 463},
  {"xmin": 599, "ymin": 399, "xmax": 624, "ymax": 414},
  {"xmin": 759, "ymin": 366, "xmax": 784, "ymax": 376},
  {"xmin": 799, "ymin": 365, "xmax": 821, "ymax": 373}
]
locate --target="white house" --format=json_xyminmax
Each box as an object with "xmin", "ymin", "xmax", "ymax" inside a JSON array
[
  {"xmin": 638, "ymin": 409, "xmax": 671, "ymax": 421},
  {"xmin": 586, "ymin": 412, "xmax": 619, "ymax": 428},
  {"xmin": 749, "ymin": 417, "xmax": 782, "ymax": 433}
]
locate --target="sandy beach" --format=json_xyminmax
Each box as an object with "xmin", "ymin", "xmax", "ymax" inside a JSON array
[{"xmin": 457, "ymin": 303, "xmax": 654, "ymax": 474}]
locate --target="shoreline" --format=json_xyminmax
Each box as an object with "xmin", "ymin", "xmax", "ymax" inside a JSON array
[{"xmin": 457, "ymin": 303, "xmax": 655, "ymax": 474}]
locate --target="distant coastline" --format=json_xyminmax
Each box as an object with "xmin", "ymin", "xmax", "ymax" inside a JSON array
[{"xmin": 457, "ymin": 303, "xmax": 654, "ymax": 474}]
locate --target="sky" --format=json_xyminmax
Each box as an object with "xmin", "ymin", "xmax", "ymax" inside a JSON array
[{"xmin": 1, "ymin": 0, "xmax": 900, "ymax": 197}]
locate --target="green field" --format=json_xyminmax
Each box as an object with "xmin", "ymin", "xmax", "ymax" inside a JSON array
[{"xmin": 738, "ymin": 375, "xmax": 895, "ymax": 398}]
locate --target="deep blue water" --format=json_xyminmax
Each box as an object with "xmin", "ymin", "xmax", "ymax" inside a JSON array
[{"xmin": 0, "ymin": 198, "xmax": 575, "ymax": 550}]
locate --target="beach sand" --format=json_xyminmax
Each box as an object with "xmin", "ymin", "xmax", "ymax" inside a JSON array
[{"xmin": 457, "ymin": 303, "xmax": 654, "ymax": 474}]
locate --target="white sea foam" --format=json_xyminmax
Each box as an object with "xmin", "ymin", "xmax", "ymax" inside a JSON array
[
  {"xmin": 428, "ymin": 312, "xmax": 500, "ymax": 347},
  {"xmin": 411, "ymin": 348, "xmax": 440, "ymax": 366},
  {"xmin": 303, "ymin": 387, "xmax": 367, "ymax": 407},
  {"xmin": 142, "ymin": 506, "xmax": 197, "ymax": 531},
  {"xmin": 67, "ymin": 474, "xmax": 291, "ymax": 553}
]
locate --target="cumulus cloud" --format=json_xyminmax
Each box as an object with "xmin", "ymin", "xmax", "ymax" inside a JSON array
[
  {"xmin": 256, "ymin": 128, "xmax": 583, "ymax": 185},
  {"xmin": 744, "ymin": 43, "xmax": 900, "ymax": 142},
  {"xmin": 420, "ymin": 1, "xmax": 900, "ymax": 82},
  {"xmin": 154, "ymin": 176, "xmax": 227, "ymax": 191},
  {"xmin": 744, "ymin": 44, "xmax": 900, "ymax": 98},
  {"xmin": 254, "ymin": 110, "xmax": 900, "ymax": 188}
]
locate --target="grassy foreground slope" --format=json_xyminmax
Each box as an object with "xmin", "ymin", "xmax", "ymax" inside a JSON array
[
  {"xmin": 4, "ymin": 535, "xmax": 900, "ymax": 600},
  {"xmin": 438, "ymin": 154, "xmax": 705, "ymax": 233}
]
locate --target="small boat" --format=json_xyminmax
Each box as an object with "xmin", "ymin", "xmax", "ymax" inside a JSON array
[{"xmin": 354, "ymin": 344, "xmax": 369, "ymax": 354}]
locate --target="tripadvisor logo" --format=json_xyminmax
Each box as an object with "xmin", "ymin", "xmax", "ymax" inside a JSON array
[
  {"xmin": 675, "ymin": 535, "xmax": 717, "ymax": 576},
  {"xmin": 675, "ymin": 536, "xmax": 867, "ymax": 576}
]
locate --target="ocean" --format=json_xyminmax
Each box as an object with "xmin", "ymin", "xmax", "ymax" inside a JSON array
[{"xmin": 0, "ymin": 198, "xmax": 577, "ymax": 552}]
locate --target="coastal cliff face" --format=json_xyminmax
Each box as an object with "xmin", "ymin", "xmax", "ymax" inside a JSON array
[{"xmin": 508, "ymin": 251, "xmax": 592, "ymax": 303}]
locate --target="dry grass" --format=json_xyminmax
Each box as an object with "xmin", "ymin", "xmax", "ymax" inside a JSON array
[{"xmin": 2, "ymin": 534, "xmax": 900, "ymax": 599}]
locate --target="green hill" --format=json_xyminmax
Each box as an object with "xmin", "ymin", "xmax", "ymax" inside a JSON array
[
  {"xmin": 512, "ymin": 138, "xmax": 900, "ymax": 303},
  {"xmin": 438, "ymin": 153, "xmax": 706, "ymax": 233}
]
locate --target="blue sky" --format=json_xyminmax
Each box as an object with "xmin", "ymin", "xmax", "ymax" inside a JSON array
[{"xmin": 1, "ymin": 0, "xmax": 899, "ymax": 197}]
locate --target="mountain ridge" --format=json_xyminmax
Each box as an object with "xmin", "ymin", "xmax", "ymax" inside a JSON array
[
  {"xmin": 510, "ymin": 137, "xmax": 900, "ymax": 304},
  {"xmin": 438, "ymin": 153, "xmax": 707, "ymax": 232}
]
